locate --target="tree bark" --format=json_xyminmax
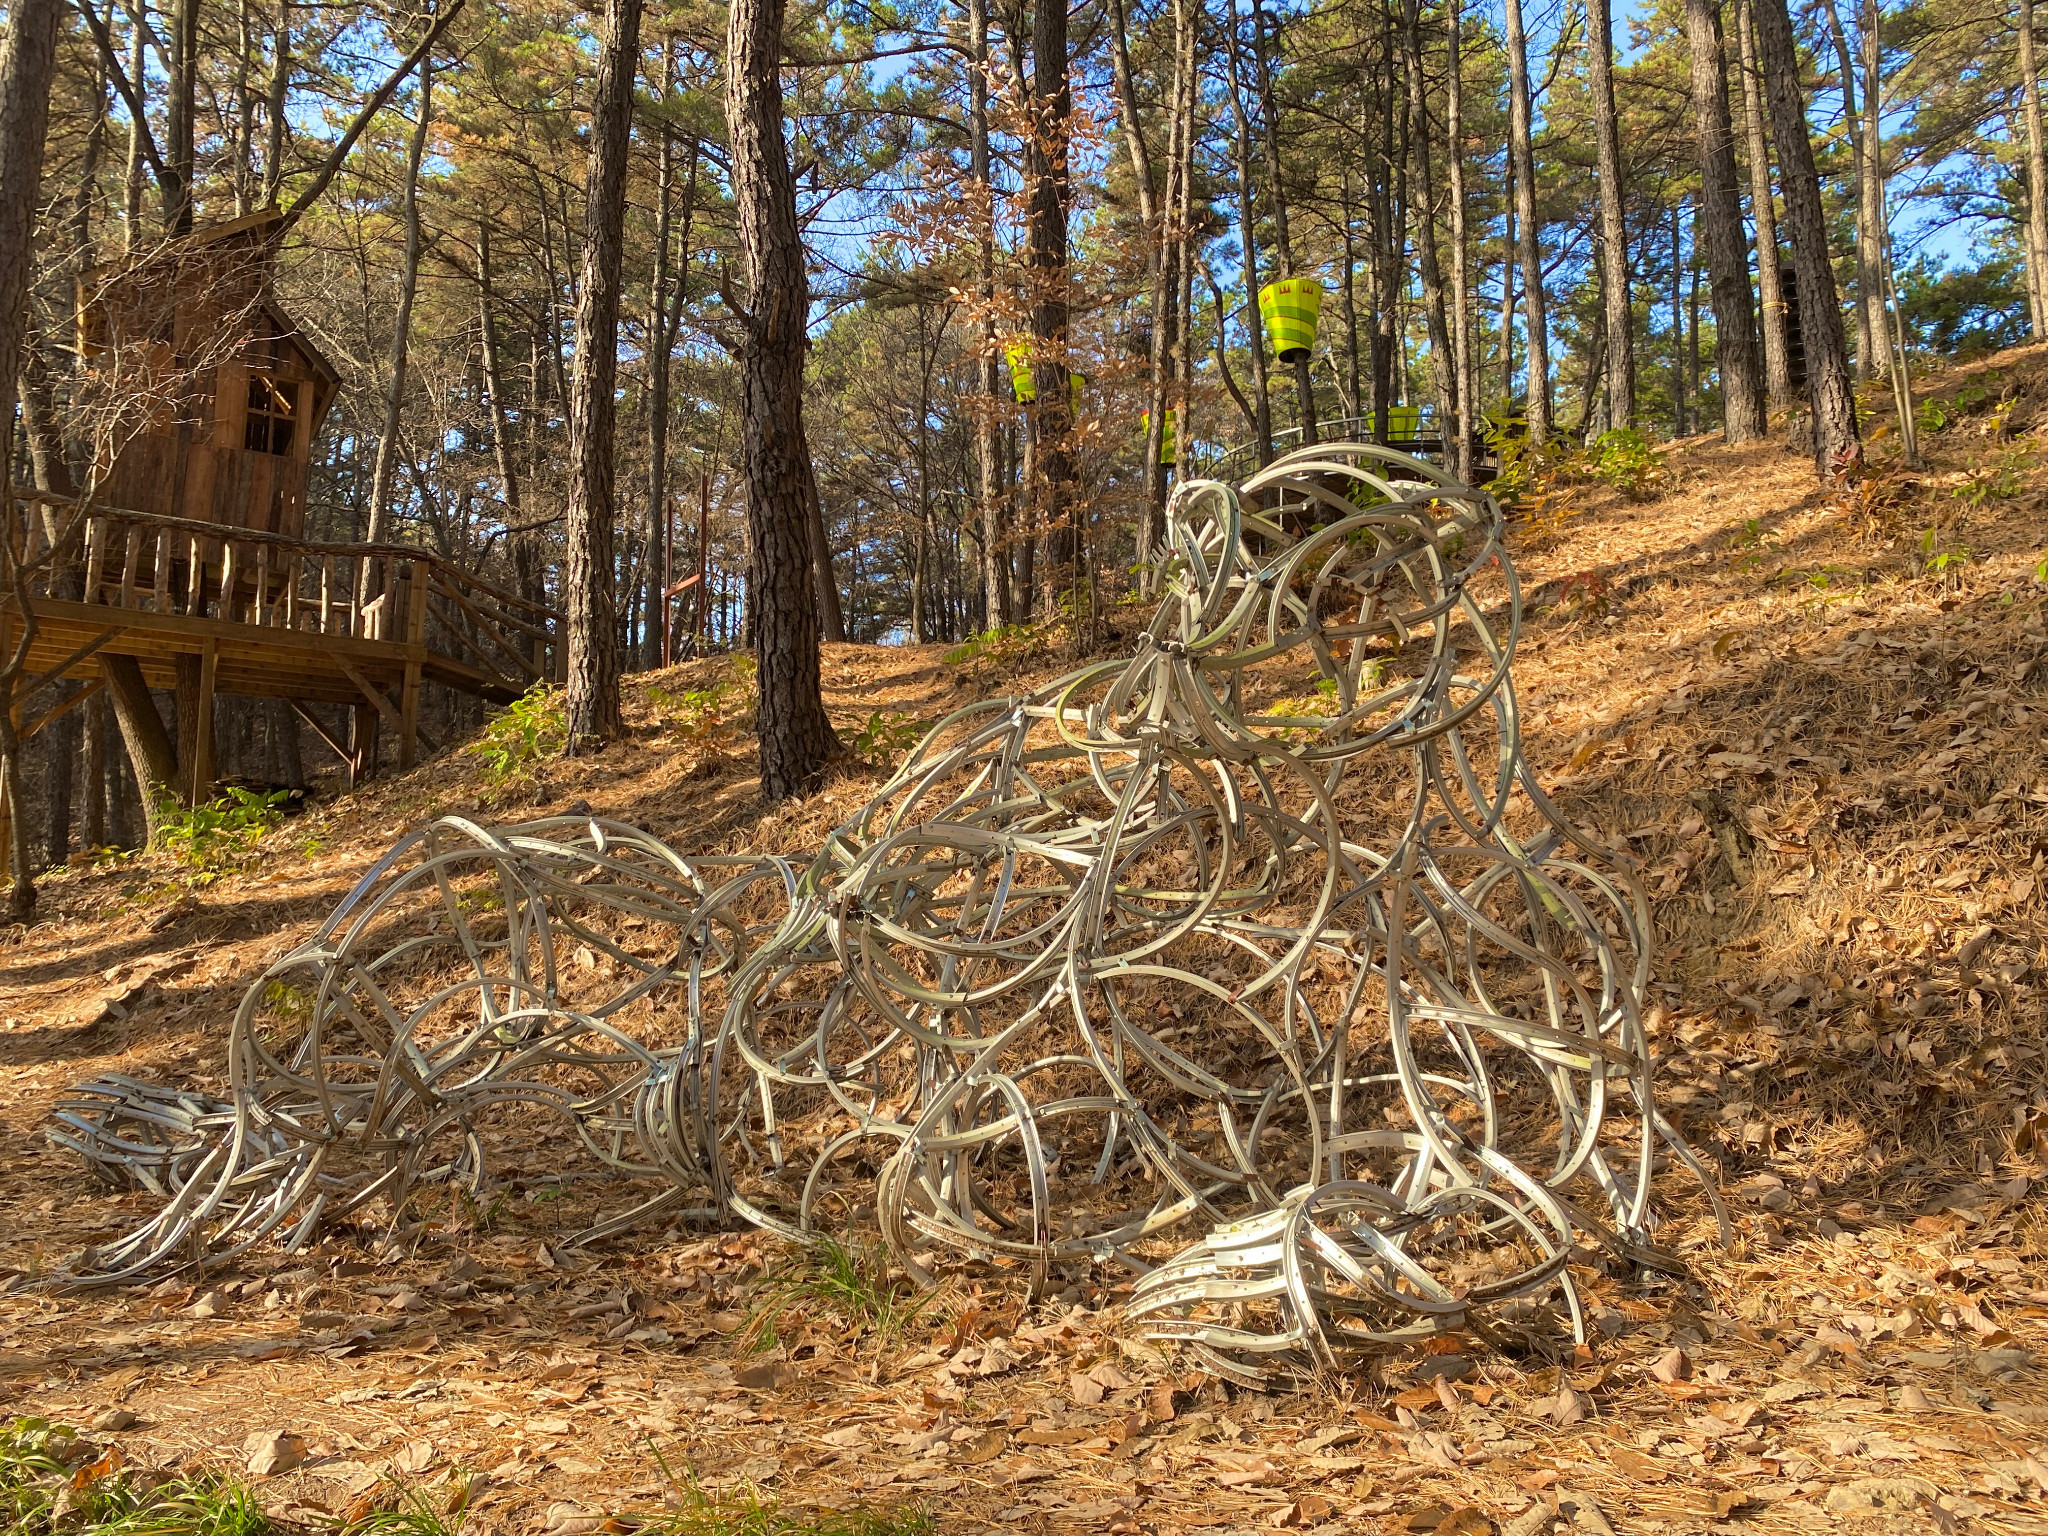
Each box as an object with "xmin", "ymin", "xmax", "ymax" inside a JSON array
[
  {"xmin": 363, "ymin": 59, "xmax": 431, "ymax": 561},
  {"xmin": 262, "ymin": 0, "xmax": 291, "ymax": 206},
  {"xmin": 1225, "ymin": 0, "xmax": 1273, "ymax": 463},
  {"xmin": 163, "ymin": 0, "xmax": 196, "ymax": 232},
  {"xmin": 0, "ymin": 0, "xmax": 59, "ymax": 477},
  {"xmin": 1503, "ymin": 0, "xmax": 1551, "ymax": 441},
  {"xmin": 1589, "ymin": 0, "xmax": 1636, "ymax": 431},
  {"xmin": 1251, "ymin": 0, "xmax": 1315, "ymax": 441},
  {"xmin": 83, "ymin": 692, "xmax": 107, "ymax": 851},
  {"xmin": 1753, "ymin": 0, "xmax": 1861, "ymax": 476},
  {"xmin": 968, "ymin": 0, "xmax": 1009, "ymax": 628},
  {"xmin": 1447, "ymin": 0, "xmax": 1473, "ymax": 477},
  {"xmin": 562, "ymin": 0, "xmax": 644, "ymax": 750},
  {"xmin": 1027, "ymin": 0, "xmax": 1078, "ymax": 621},
  {"xmin": 477, "ymin": 222, "xmax": 545, "ymax": 635},
  {"xmin": 102, "ymin": 654, "xmax": 176, "ymax": 849},
  {"xmin": 727, "ymin": 0, "xmax": 835, "ymax": 798},
  {"xmin": 1735, "ymin": 0, "xmax": 1791, "ymax": 405},
  {"xmin": 1400, "ymin": 0, "xmax": 1455, "ymax": 444},
  {"xmin": 1818, "ymin": 0, "xmax": 1885, "ymax": 379},
  {"xmin": 2024, "ymin": 0, "xmax": 2048, "ymax": 338},
  {"xmin": 1685, "ymin": 0, "xmax": 1765, "ymax": 442}
]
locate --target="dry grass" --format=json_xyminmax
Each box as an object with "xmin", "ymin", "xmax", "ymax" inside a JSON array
[{"xmin": 4, "ymin": 348, "xmax": 2048, "ymax": 1532}]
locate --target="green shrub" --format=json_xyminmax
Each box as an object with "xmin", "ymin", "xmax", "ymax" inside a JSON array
[
  {"xmin": 1589, "ymin": 427, "xmax": 1670, "ymax": 501},
  {"xmin": 0, "ymin": 1417, "xmax": 273, "ymax": 1536},
  {"xmin": 851, "ymin": 711, "xmax": 923, "ymax": 766},
  {"xmin": 467, "ymin": 684, "xmax": 566, "ymax": 797},
  {"xmin": 155, "ymin": 787, "xmax": 287, "ymax": 874}
]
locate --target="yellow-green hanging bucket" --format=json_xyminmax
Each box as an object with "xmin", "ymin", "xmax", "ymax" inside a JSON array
[
  {"xmin": 1258, "ymin": 277, "xmax": 1323, "ymax": 362},
  {"xmin": 1006, "ymin": 346, "xmax": 1035, "ymax": 403},
  {"xmin": 1006, "ymin": 348, "xmax": 1085, "ymax": 414},
  {"xmin": 1140, "ymin": 408, "xmax": 1177, "ymax": 466}
]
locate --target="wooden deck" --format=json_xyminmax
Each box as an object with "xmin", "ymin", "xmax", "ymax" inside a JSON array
[{"xmin": 4, "ymin": 488, "xmax": 561, "ymax": 794}]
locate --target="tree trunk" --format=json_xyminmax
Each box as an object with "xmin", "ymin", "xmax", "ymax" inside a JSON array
[
  {"xmin": 1686, "ymin": 0, "xmax": 1765, "ymax": 442},
  {"xmin": 1735, "ymin": 0, "xmax": 1791, "ymax": 405},
  {"xmin": 478, "ymin": 222, "xmax": 545, "ymax": 634},
  {"xmin": 102, "ymin": 654, "xmax": 176, "ymax": 848},
  {"xmin": 234, "ymin": 0, "xmax": 256, "ymax": 213},
  {"xmin": 0, "ymin": 0, "xmax": 59, "ymax": 476},
  {"xmin": 1818, "ymin": 0, "xmax": 1885, "ymax": 379},
  {"xmin": 1503, "ymin": 0, "xmax": 1550, "ymax": 441},
  {"xmin": 1670, "ymin": 204, "xmax": 1687, "ymax": 437},
  {"xmin": 728, "ymin": 0, "xmax": 835, "ymax": 798},
  {"xmin": 0, "ymin": 0, "xmax": 58, "ymax": 915},
  {"xmin": 1499, "ymin": 149, "xmax": 1516, "ymax": 411},
  {"xmin": 83, "ymin": 692, "xmax": 107, "ymax": 852},
  {"xmin": 562, "ymin": 0, "xmax": 644, "ymax": 750},
  {"xmin": 1753, "ymin": 0, "xmax": 1861, "ymax": 476},
  {"xmin": 968, "ymin": 0, "xmax": 1009, "ymax": 628},
  {"xmin": 163, "ymin": 0, "xmax": 196, "ymax": 232},
  {"xmin": 1251, "ymin": 0, "xmax": 1315, "ymax": 442},
  {"xmin": 364, "ymin": 59, "xmax": 431, "ymax": 568},
  {"xmin": 1447, "ymin": 0, "xmax": 1473, "ymax": 476},
  {"xmin": 2024, "ymin": 0, "xmax": 2048, "ymax": 339},
  {"xmin": 1027, "ymin": 0, "xmax": 1078, "ymax": 621},
  {"xmin": 1400, "ymin": 0, "xmax": 1455, "ymax": 444},
  {"xmin": 262, "ymin": 0, "xmax": 291, "ymax": 206},
  {"xmin": 645, "ymin": 51, "xmax": 677, "ymax": 671},
  {"xmin": 1590, "ymin": 0, "xmax": 1636, "ymax": 431},
  {"xmin": 1225, "ymin": 0, "xmax": 1273, "ymax": 463}
]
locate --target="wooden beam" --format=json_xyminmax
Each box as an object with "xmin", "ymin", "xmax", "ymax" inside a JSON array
[
  {"xmin": 21, "ymin": 678, "xmax": 105, "ymax": 742},
  {"xmin": 336, "ymin": 655, "xmax": 404, "ymax": 731},
  {"xmin": 287, "ymin": 698, "xmax": 351, "ymax": 765},
  {"xmin": 21, "ymin": 625, "xmax": 124, "ymax": 700},
  {"xmin": 398, "ymin": 564, "xmax": 425, "ymax": 772},
  {"xmin": 190, "ymin": 639, "xmax": 218, "ymax": 805}
]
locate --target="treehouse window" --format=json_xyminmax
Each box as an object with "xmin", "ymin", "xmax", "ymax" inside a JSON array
[{"xmin": 245, "ymin": 374, "xmax": 297, "ymax": 456}]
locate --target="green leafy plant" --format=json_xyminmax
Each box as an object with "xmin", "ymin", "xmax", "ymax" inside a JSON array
[
  {"xmin": 640, "ymin": 1458, "xmax": 932, "ymax": 1536},
  {"xmin": 646, "ymin": 659, "xmax": 757, "ymax": 745},
  {"xmin": 1588, "ymin": 427, "xmax": 1670, "ymax": 501},
  {"xmin": 0, "ymin": 1418, "xmax": 274, "ymax": 1536},
  {"xmin": 942, "ymin": 623, "xmax": 1032, "ymax": 667},
  {"xmin": 743, "ymin": 1236, "xmax": 937, "ymax": 1353},
  {"xmin": 1921, "ymin": 528, "xmax": 1974, "ymax": 593},
  {"xmin": 851, "ymin": 710, "xmax": 923, "ymax": 767},
  {"xmin": 340, "ymin": 1473, "xmax": 474, "ymax": 1536},
  {"xmin": 1951, "ymin": 452, "xmax": 2027, "ymax": 509},
  {"xmin": 155, "ymin": 787, "xmax": 287, "ymax": 875},
  {"xmin": 467, "ymin": 683, "xmax": 566, "ymax": 797},
  {"xmin": 1916, "ymin": 381, "xmax": 1992, "ymax": 435}
]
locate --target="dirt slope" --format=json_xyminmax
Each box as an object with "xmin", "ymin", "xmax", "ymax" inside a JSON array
[{"xmin": 6, "ymin": 352, "xmax": 2048, "ymax": 1534}]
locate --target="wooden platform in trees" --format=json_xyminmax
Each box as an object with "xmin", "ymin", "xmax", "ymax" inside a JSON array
[{"xmin": 4, "ymin": 489, "xmax": 560, "ymax": 806}]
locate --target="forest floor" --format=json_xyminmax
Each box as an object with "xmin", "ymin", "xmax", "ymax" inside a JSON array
[{"xmin": 8, "ymin": 350, "xmax": 2048, "ymax": 1535}]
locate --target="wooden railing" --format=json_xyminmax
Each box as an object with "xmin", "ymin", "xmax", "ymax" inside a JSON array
[{"xmin": 6, "ymin": 488, "xmax": 562, "ymax": 695}]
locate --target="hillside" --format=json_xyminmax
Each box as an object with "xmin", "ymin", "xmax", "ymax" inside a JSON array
[{"xmin": 5, "ymin": 349, "xmax": 2048, "ymax": 1535}]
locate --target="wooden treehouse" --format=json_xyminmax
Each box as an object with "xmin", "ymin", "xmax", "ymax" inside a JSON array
[{"xmin": 5, "ymin": 209, "xmax": 560, "ymax": 813}]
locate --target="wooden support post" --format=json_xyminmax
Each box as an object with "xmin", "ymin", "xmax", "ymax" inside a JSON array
[
  {"xmin": 190, "ymin": 638, "xmax": 217, "ymax": 805},
  {"xmin": 398, "ymin": 561, "xmax": 425, "ymax": 771},
  {"xmin": 349, "ymin": 703, "xmax": 380, "ymax": 789}
]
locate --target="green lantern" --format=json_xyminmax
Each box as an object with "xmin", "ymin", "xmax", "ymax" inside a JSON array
[
  {"xmin": 1140, "ymin": 408, "xmax": 1177, "ymax": 466},
  {"xmin": 1258, "ymin": 277, "xmax": 1323, "ymax": 362},
  {"xmin": 1006, "ymin": 346, "xmax": 1035, "ymax": 403},
  {"xmin": 1005, "ymin": 348, "xmax": 1086, "ymax": 414}
]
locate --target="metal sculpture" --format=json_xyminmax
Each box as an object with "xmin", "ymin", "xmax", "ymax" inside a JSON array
[{"xmin": 51, "ymin": 443, "xmax": 1723, "ymax": 1384}]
